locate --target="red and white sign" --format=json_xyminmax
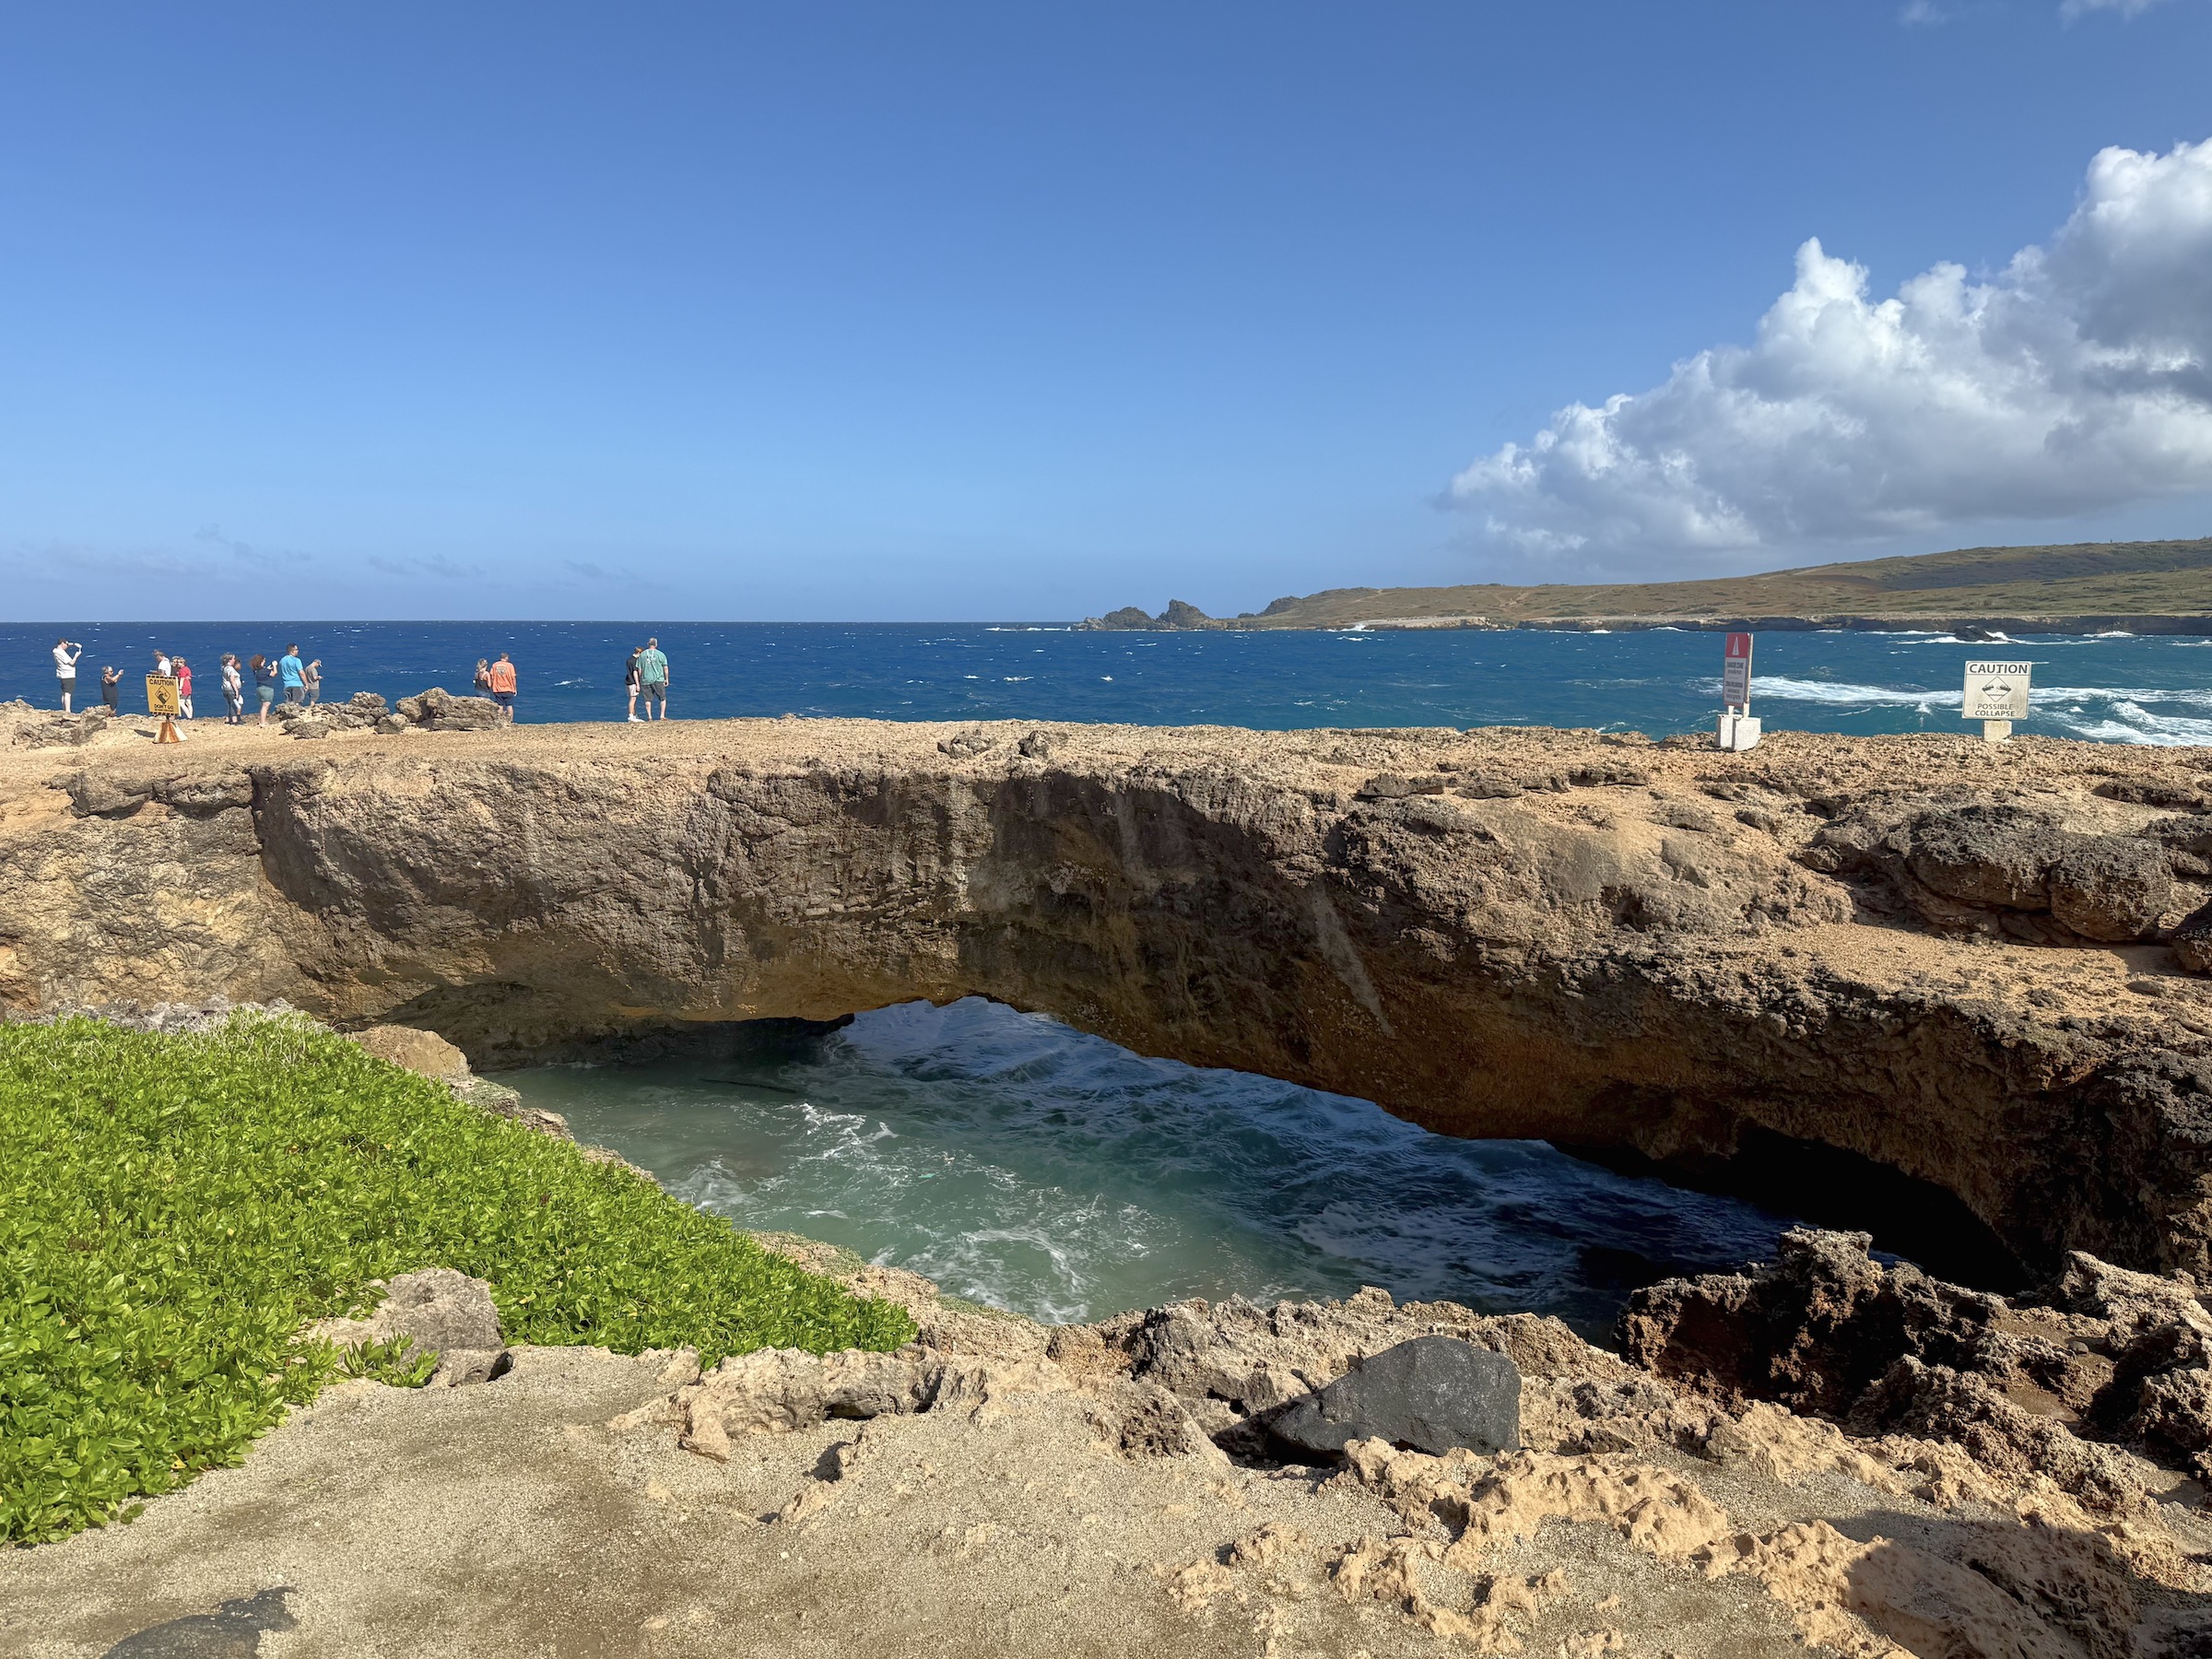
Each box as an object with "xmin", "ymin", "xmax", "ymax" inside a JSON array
[{"xmin": 1722, "ymin": 632, "xmax": 1753, "ymax": 709}]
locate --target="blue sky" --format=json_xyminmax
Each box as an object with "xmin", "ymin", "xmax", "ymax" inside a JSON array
[{"xmin": 5, "ymin": 1, "xmax": 2211, "ymax": 621}]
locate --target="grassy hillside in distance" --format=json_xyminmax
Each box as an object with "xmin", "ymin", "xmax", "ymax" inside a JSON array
[{"xmin": 1169, "ymin": 536, "xmax": 2212, "ymax": 629}]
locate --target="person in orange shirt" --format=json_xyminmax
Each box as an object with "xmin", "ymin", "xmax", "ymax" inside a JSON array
[{"xmin": 488, "ymin": 652, "xmax": 518, "ymax": 723}]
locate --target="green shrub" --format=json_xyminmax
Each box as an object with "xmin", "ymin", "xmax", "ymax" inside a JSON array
[{"xmin": 0, "ymin": 1014, "xmax": 914, "ymax": 1545}]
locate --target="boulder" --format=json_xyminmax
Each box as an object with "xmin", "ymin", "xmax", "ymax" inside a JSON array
[
  {"xmin": 2170, "ymin": 899, "xmax": 2212, "ymax": 973},
  {"xmin": 2049, "ymin": 837, "xmax": 2172, "ymax": 942},
  {"xmin": 1906, "ymin": 806, "xmax": 2066, "ymax": 910},
  {"xmin": 1264, "ymin": 1335, "xmax": 1521, "ymax": 1456},
  {"xmin": 312, "ymin": 1267, "xmax": 509, "ymax": 1387},
  {"xmin": 394, "ymin": 687, "xmax": 503, "ymax": 731},
  {"xmin": 352, "ymin": 1024, "xmax": 472, "ymax": 1082}
]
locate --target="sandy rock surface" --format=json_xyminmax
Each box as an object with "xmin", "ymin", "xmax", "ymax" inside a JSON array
[{"xmin": 6, "ymin": 1253, "xmax": 2209, "ymax": 1658}]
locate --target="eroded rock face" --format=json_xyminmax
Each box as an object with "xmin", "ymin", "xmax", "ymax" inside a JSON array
[
  {"xmin": 1622, "ymin": 1229, "xmax": 2212, "ymax": 1493},
  {"xmin": 9, "ymin": 721, "xmax": 2212, "ymax": 1275}
]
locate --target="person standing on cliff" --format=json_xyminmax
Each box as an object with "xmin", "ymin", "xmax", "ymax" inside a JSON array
[
  {"xmin": 173, "ymin": 655, "xmax": 194, "ymax": 721},
  {"xmin": 99, "ymin": 665, "xmax": 122, "ymax": 712},
  {"xmin": 301, "ymin": 658, "xmax": 322, "ymax": 707},
  {"xmin": 53, "ymin": 638, "xmax": 82, "ymax": 712},
  {"xmin": 220, "ymin": 655, "xmax": 245, "ymax": 724},
  {"xmin": 249, "ymin": 653, "xmax": 277, "ymax": 724},
  {"xmin": 278, "ymin": 644, "xmax": 306, "ymax": 707},
  {"xmin": 487, "ymin": 651, "xmax": 517, "ymax": 723},
  {"xmin": 635, "ymin": 638, "xmax": 669, "ymax": 720},
  {"xmin": 623, "ymin": 647, "xmax": 643, "ymax": 722}
]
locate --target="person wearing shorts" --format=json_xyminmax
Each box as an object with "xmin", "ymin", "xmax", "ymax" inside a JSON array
[
  {"xmin": 635, "ymin": 638, "xmax": 669, "ymax": 720},
  {"xmin": 250, "ymin": 654, "xmax": 278, "ymax": 724},
  {"xmin": 278, "ymin": 644, "xmax": 306, "ymax": 706},
  {"xmin": 488, "ymin": 652, "xmax": 517, "ymax": 722},
  {"xmin": 53, "ymin": 638, "xmax": 81, "ymax": 712}
]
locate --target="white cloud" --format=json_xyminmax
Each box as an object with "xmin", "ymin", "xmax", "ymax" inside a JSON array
[
  {"xmin": 2060, "ymin": 0, "xmax": 2170, "ymax": 19},
  {"xmin": 1450, "ymin": 137, "xmax": 2212, "ymax": 558}
]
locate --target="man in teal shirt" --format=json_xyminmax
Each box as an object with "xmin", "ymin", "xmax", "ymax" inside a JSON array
[
  {"xmin": 278, "ymin": 644, "xmax": 306, "ymax": 707},
  {"xmin": 635, "ymin": 638, "xmax": 669, "ymax": 721}
]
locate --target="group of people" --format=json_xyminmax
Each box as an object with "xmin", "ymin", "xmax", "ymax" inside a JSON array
[
  {"xmin": 622, "ymin": 639, "xmax": 670, "ymax": 721},
  {"xmin": 50, "ymin": 638, "xmax": 320, "ymax": 728},
  {"xmin": 49, "ymin": 635, "xmax": 674, "ymax": 731}
]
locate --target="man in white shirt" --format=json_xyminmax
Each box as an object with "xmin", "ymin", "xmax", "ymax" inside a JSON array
[
  {"xmin": 53, "ymin": 639, "xmax": 81, "ymax": 712},
  {"xmin": 153, "ymin": 650, "xmax": 172, "ymax": 677}
]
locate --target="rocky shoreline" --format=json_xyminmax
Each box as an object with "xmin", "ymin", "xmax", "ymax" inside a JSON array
[
  {"xmin": 12, "ymin": 708, "xmax": 2212, "ymax": 1278},
  {"xmin": 8, "ymin": 998, "xmax": 2212, "ymax": 1650}
]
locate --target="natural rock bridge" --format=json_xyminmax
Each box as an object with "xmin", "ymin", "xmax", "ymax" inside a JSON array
[{"xmin": 6, "ymin": 708, "xmax": 2211, "ymax": 1281}]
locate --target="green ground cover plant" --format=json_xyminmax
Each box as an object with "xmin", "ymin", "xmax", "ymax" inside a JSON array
[{"xmin": 0, "ymin": 1013, "xmax": 915, "ymax": 1545}]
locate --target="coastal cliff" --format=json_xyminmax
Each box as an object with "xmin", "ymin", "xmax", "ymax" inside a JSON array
[{"xmin": 6, "ymin": 708, "xmax": 2212, "ymax": 1281}]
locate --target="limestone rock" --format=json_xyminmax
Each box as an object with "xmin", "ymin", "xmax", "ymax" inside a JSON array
[
  {"xmin": 379, "ymin": 1267, "xmax": 503, "ymax": 1357},
  {"xmin": 394, "ymin": 687, "xmax": 502, "ymax": 731},
  {"xmin": 312, "ymin": 1267, "xmax": 509, "ymax": 1388},
  {"xmin": 1265, "ymin": 1335, "xmax": 1520, "ymax": 1455},
  {"xmin": 1906, "ymin": 806, "xmax": 2066, "ymax": 910},
  {"xmin": 352, "ymin": 1024, "xmax": 471, "ymax": 1083},
  {"xmin": 2049, "ymin": 836, "xmax": 2173, "ymax": 942}
]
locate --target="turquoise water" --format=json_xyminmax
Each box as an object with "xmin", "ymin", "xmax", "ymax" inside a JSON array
[
  {"xmin": 507, "ymin": 998, "xmax": 1796, "ymax": 1335},
  {"xmin": 9, "ymin": 620, "xmax": 2212, "ymax": 742}
]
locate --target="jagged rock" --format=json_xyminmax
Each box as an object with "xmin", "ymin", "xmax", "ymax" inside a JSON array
[
  {"xmin": 17, "ymin": 707, "xmax": 117, "ymax": 750},
  {"xmin": 1265, "ymin": 1335, "xmax": 1520, "ymax": 1456},
  {"xmin": 2049, "ymin": 836, "xmax": 2173, "ymax": 942},
  {"xmin": 1160, "ymin": 599, "xmax": 1211, "ymax": 629},
  {"xmin": 394, "ymin": 688, "xmax": 502, "ymax": 731},
  {"xmin": 288, "ymin": 721, "xmax": 332, "ymax": 740},
  {"xmin": 936, "ymin": 729, "xmax": 994, "ymax": 759},
  {"xmin": 375, "ymin": 715, "xmax": 410, "ymax": 735},
  {"xmin": 1905, "ymin": 806, "xmax": 2066, "ymax": 910}
]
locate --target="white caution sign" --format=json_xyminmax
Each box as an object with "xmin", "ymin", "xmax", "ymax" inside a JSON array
[
  {"xmin": 1721, "ymin": 632, "xmax": 1753, "ymax": 710},
  {"xmin": 1963, "ymin": 661, "xmax": 2031, "ymax": 722}
]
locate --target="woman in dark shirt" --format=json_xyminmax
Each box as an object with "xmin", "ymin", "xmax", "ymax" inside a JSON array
[{"xmin": 249, "ymin": 654, "xmax": 278, "ymax": 725}]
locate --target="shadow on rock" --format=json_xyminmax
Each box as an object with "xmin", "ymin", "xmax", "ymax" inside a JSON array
[{"xmin": 103, "ymin": 1588, "xmax": 294, "ymax": 1658}]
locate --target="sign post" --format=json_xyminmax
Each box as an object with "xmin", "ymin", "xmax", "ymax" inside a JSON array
[
  {"xmin": 146, "ymin": 675, "xmax": 182, "ymax": 744},
  {"xmin": 1716, "ymin": 631, "xmax": 1759, "ymax": 751},
  {"xmin": 1962, "ymin": 661, "xmax": 2030, "ymax": 744}
]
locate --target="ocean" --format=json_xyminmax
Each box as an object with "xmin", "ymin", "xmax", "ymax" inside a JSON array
[
  {"xmin": 7, "ymin": 619, "xmax": 2212, "ymax": 743},
  {"xmin": 506, "ymin": 998, "xmax": 1797, "ymax": 1335}
]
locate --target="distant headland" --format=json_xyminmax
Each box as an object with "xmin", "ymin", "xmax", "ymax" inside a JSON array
[{"xmin": 1078, "ymin": 535, "xmax": 2212, "ymax": 635}]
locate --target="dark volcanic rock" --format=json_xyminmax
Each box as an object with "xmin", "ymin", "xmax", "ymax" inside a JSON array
[
  {"xmin": 2171, "ymin": 899, "xmax": 2212, "ymax": 973},
  {"xmin": 2048, "ymin": 836, "xmax": 2173, "ymax": 942},
  {"xmin": 1264, "ymin": 1335, "xmax": 1520, "ymax": 1456},
  {"xmin": 1905, "ymin": 806, "xmax": 2066, "ymax": 911}
]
